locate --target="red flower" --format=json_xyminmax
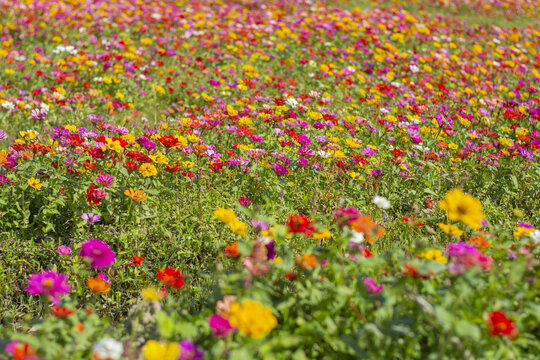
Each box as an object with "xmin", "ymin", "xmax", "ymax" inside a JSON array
[
  {"xmin": 86, "ymin": 184, "xmax": 106, "ymax": 206},
  {"xmin": 51, "ymin": 306, "xmax": 74, "ymax": 318},
  {"xmin": 286, "ymin": 214, "xmax": 315, "ymax": 237},
  {"xmin": 124, "ymin": 161, "xmax": 139, "ymax": 173},
  {"xmin": 130, "ymin": 256, "xmax": 145, "ymax": 266},
  {"xmin": 487, "ymin": 311, "xmax": 518, "ymax": 338},
  {"xmin": 157, "ymin": 135, "xmax": 180, "ymax": 148},
  {"xmin": 157, "ymin": 266, "xmax": 185, "ymax": 289}
]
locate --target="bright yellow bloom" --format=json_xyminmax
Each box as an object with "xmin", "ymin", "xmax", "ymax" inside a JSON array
[
  {"xmin": 139, "ymin": 163, "xmax": 157, "ymax": 177},
  {"xmin": 438, "ymin": 223, "xmax": 464, "ymax": 236},
  {"xmin": 439, "ymin": 189, "xmax": 485, "ymax": 229},
  {"xmin": 228, "ymin": 220, "xmax": 248, "ymax": 236},
  {"xmin": 142, "ymin": 340, "xmax": 180, "ymax": 360},
  {"xmin": 141, "ymin": 288, "xmax": 165, "ymax": 301},
  {"xmin": 313, "ymin": 229, "xmax": 332, "ymax": 239},
  {"xmin": 513, "ymin": 226, "xmax": 533, "ymax": 239},
  {"xmin": 28, "ymin": 177, "xmax": 42, "ymax": 190},
  {"xmin": 213, "ymin": 208, "xmax": 237, "ymax": 224},
  {"xmin": 227, "ymin": 300, "xmax": 277, "ymax": 339},
  {"xmin": 124, "ymin": 187, "xmax": 147, "ymax": 202},
  {"xmin": 418, "ymin": 249, "xmax": 447, "ymax": 264},
  {"xmin": 101, "ymin": 138, "xmax": 123, "ymax": 153}
]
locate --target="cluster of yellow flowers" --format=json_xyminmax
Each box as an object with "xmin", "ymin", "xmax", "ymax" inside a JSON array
[
  {"xmin": 213, "ymin": 208, "xmax": 248, "ymax": 236},
  {"xmin": 418, "ymin": 249, "xmax": 447, "ymax": 264},
  {"xmin": 142, "ymin": 340, "xmax": 179, "ymax": 360},
  {"xmin": 227, "ymin": 299, "xmax": 277, "ymax": 339}
]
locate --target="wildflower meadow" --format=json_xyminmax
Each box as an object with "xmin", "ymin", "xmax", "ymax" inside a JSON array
[{"xmin": 0, "ymin": 0, "xmax": 539, "ymax": 359}]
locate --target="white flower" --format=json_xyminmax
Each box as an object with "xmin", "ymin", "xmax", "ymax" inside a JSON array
[
  {"xmin": 373, "ymin": 196, "xmax": 391, "ymax": 210},
  {"xmin": 349, "ymin": 231, "xmax": 365, "ymax": 246},
  {"xmin": 410, "ymin": 64, "xmax": 420, "ymax": 73},
  {"xmin": 285, "ymin": 97, "xmax": 298, "ymax": 108},
  {"xmin": 92, "ymin": 338, "xmax": 123, "ymax": 360},
  {"xmin": 1, "ymin": 101, "xmax": 15, "ymax": 111},
  {"xmin": 529, "ymin": 229, "xmax": 540, "ymax": 244}
]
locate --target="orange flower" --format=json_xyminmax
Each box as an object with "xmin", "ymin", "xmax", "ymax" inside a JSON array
[
  {"xmin": 86, "ymin": 277, "xmax": 111, "ymax": 294},
  {"xmin": 350, "ymin": 216, "xmax": 385, "ymax": 244},
  {"xmin": 124, "ymin": 187, "xmax": 147, "ymax": 201},
  {"xmin": 225, "ymin": 241, "xmax": 241, "ymax": 258},
  {"xmin": 296, "ymin": 254, "xmax": 318, "ymax": 269},
  {"xmin": 467, "ymin": 232, "xmax": 492, "ymax": 249}
]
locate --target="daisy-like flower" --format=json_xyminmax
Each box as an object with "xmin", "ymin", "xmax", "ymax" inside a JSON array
[
  {"xmin": 57, "ymin": 245, "xmax": 72, "ymax": 256},
  {"xmin": 28, "ymin": 177, "xmax": 42, "ymax": 190},
  {"xmin": 79, "ymin": 239, "xmax": 116, "ymax": 269},
  {"xmin": 124, "ymin": 187, "xmax": 148, "ymax": 201},
  {"xmin": 178, "ymin": 340, "xmax": 204, "ymax": 360},
  {"xmin": 81, "ymin": 212, "xmax": 101, "ymax": 225},
  {"xmin": 95, "ymin": 173, "xmax": 115, "ymax": 187},
  {"xmin": 87, "ymin": 276, "xmax": 111, "ymax": 294},
  {"xmin": 92, "ymin": 338, "xmax": 123, "ymax": 360},
  {"xmin": 26, "ymin": 271, "xmax": 72, "ymax": 305},
  {"xmin": 439, "ymin": 189, "xmax": 485, "ymax": 229},
  {"xmin": 139, "ymin": 163, "xmax": 157, "ymax": 177}
]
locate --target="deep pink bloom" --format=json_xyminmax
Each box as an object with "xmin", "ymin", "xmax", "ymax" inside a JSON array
[
  {"xmin": 95, "ymin": 173, "xmax": 115, "ymax": 187},
  {"xmin": 57, "ymin": 245, "xmax": 72, "ymax": 256},
  {"xmin": 26, "ymin": 271, "xmax": 72, "ymax": 305},
  {"xmin": 208, "ymin": 314, "xmax": 235, "ymax": 336},
  {"xmin": 79, "ymin": 239, "xmax": 116, "ymax": 269},
  {"xmin": 238, "ymin": 196, "xmax": 251, "ymax": 207},
  {"xmin": 364, "ymin": 277, "xmax": 383, "ymax": 294}
]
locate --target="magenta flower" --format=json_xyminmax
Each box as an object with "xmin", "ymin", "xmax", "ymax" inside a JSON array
[
  {"xmin": 57, "ymin": 245, "xmax": 72, "ymax": 256},
  {"xmin": 208, "ymin": 314, "xmax": 235, "ymax": 337},
  {"xmin": 364, "ymin": 278, "xmax": 384, "ymax": 294},
  {"xmin": 238, "ymin": 196, "xmax": 251, "ymax": 207},
  {"xmin": 95, "ymin": 173, "xmax": 115, "ymax": 187},
  {"xmin": 79, "ymin": 239, "xmax": 116, "ymax": 269},
  {"xmin": 178, "ymin": 340, "xmax": 204, "ymax": 360},
  {"xmin": 26, "ymin": 271, "xmax": 72, "ymax": 305}
]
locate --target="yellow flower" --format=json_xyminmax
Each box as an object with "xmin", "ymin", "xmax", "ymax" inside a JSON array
[
  {"xmin": 418, "ymin": 249, "xmax": 447, "ymax": 264},
  {"xmin": 213, "ymin": 208, "xmax": 237, "ymax": 224},
  {"xmin": 28, "ymin": 177, "xmax": 42, "ymax": 190},
  {"xmin": 102, "ymin": 138, "xmax": 122, "ymax": 153},
  {"xmin": 439, "ymin": 189, "xmax": 485, "ymax": 229},
  {"xmin": 227, "ymin": 300, "xmax": 277, "ymax": 339},
  {"xmin": 142, "ymin": 340, "xmax": 180, "ymax": 360},
  {"xmin": 228, "ymin": 220, "xmax": 248, "ymax": 236},
  {"xmin": 438, "ymin": 223, "xmax": 464, "ymax": 236},
  {"xmin": 139, "ymin": 163, "xmax": 157, "ymax": 177},
  {"xmin": 313, "ymin": 229, "xmax": 332, "ymax": 239},
  {"xmin": 124, "ymin": 187, "xmax": 147, "ymax": 202},
  {"xmin": 141, "ymin": 288, "xmax": 164, "ymax": 301},
  {"xmin": 513, "ymin": 226, "xmax": 533, "ymax": 239}
]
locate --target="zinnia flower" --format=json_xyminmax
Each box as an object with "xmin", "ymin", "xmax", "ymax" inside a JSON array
[
  {"xmin": 142, "ymin": 340, "xmax": 180, "ymax": 360},
  {"xmin": 139, "ymin": 163, "xmax": 158, "ymax": 177},
  {"xmin": 26, "ymin": 271, "xmax": 72, "ymax": 305},
  {"xmin": 79, "ymin": 239, "xmax": 116, "ymax": 269},
  {"xmin": 124, "ymin": 187, "xmax": 147, "ymax": 201},
  {"xmin": 286, "ymin": 214, "xmax": 315, "ymax": 236},
  {"xmin": 208, "ymin": 314, "xmax": 235, "ymax": 337},
  {"xmin": 92, "ymin": 338, "xmax": 123, "ymax": 360},
  {"xmin": 227, "ymin": 300, "xmax": 277, "ymax": 339},
  {"xmin": 87, "ymin": 276, "xmax": 111, "ymax": 293},
  {"xmin": 364, "ymin": 277, "xmax": 384, "ymax": 293},
  {"xmin": 57, "ymin": 245, "xmax": 72, "ymax": 256},
  {"xmin": 81, "ymin": 212, "xmax": 101, "ymax": 225},
  {"xmin": 178, "ymin": 340, "xmax": 204, "ymax": 360},
  {"xmin": 439, "ymin": 189, "xmax": 485, "ymax": 229},
  {"xmin": 487, "ymin": 311, "xmax": 518, "ymax": 338}
]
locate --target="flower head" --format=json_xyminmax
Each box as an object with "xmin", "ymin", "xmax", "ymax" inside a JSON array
[
  {"xmin": 178, "ymin": 340, "xmax": 204, "ymax": 360},
  {"xmin": 92, "ymin": 338, "xmax": 123, "ymax": 360},
  {"xmin": 142, "ymin": 340, "xmax": 180, "ymax": 360},
  {"xmin": 208, "ymin": 314, "xmax": 235, "ymax": 337},
  {"xmin": 81, "ymin": 212, "xmax": 101, "ymax": 225},
  {"xmin": 157, "ymin": 266, "xmax": 185, "ymax": 289},
  {"xmin": 26, "ymin": 271, "xmax": 71, "ymax": 306},
  {"xmin": 487, "ymin": 311, "xmax": 518, "ymax": 338},
  {"xmin": 287, "ymin": 214, "xmax": 315, "ymax": 236},
  {"xmin": 87, "ymin": 276, "xmax": 111, "ymax": 294},
  {"xmin": 372, "ymin": 196, "xmax": 391, "ymax": 209},
  {"xmin": 227, "ymin": 300, "xmax": 277, "ymax": 339},
  {"xmin": 439, "ymin": 189, "xmax": 485, "ymax": 229},
  {"xmin": 139, "ymin": 163, "xmax": 158, "ymax": 177},
  {"xmin": 79, "ymin": 239, "xmax": 116, "ymax": 269},
  {"xmin": 28, "ymin": 177, "xmax": 42, "ymax": 190},
  {"xmin": 364, "ymin": 277, "xmax": 384, "ymax": 293},
  {"xmin": 57, "ymin": 245, "xmax": 72, "ymax": 256},
  {"xmin": 124, "ymin": 187, "xmax": 147, "ymax": 201}
]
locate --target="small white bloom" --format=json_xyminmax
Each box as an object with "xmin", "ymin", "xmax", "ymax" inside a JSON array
[
  {"xmin": 529, "ymin": 229, "xmax": 540, "ymax": 244},
  {"xmin": 349, "ymin": 231, "xmax": 365, "ymax": 246},
  {"xmin": 285, "ymin": 97, "xmax": 298, "ymax": 108},
  {"xmin": 373, "ymin": 196, "xmax": 391, "ymax": 210},
  {"xmin": 410, "ymin": 64, "xmax": 420, "ymax": 73},
  {"xmin": 92, "ymin": 338, "xmax": 123, "ymax": 360}
]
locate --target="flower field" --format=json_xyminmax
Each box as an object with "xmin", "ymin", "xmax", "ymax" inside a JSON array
[{"xmin": 0, "ymin": 0, "xmax": 539, "ymax": 358}]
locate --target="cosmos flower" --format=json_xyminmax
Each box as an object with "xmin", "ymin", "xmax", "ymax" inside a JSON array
[{"xmin": 81, "ymin": 212, "xmax": 101, "ymax": 225}]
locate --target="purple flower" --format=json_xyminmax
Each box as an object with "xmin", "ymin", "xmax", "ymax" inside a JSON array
[
  {"xmin": 208, "ymin": 315, "xmax": 235, "ymax": 337},
  {"xmin": 26, "ymin": 271, "xmax": 72, "ymax": 305},
  {"xmin": 272, "ymin": 163, "xmax": 288, "ymax": 176},
  {"xmin": 79, "ymin": 239, "xmax": 116, "ymax": 269},
  {"xmin": 298, "ymin": 157, "xmax": 309, "ymax": 167},
  {"xmin": 264, "ymin": 239, "xmax": 276, "ymax": 260},
  {"xmin": 370, "ymin": 169, "xmax": 384, "ymax": 178},
  {"xmin": 81, "ymin": 212, "xmax": 101, "ymax": 225},
  {"xmin": 364, "ymin": 278, "xmax": 383, "ymax": 294},
  {"xmin": 57, "ymin": 245, "xmax": 72, "ymax": 256},
  {"xmin": 252, "ymin": 218, "xmax": 269, "ymax": 232},
  {"xmin": 178, "ymin": 340, "xmax": 204, "ymax": 360},
  {"xmin": 95, "ymin": 173, "xmax": 115, "ymax": 187},
  {"xmin": 0, "ymin": 128, "xmax": 7, "ymax": 140}
]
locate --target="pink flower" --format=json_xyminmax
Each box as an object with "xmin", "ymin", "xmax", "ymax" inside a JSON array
[
  {"xmin": 26, "ymin": 271, "xmax": 72, "ymax": 305},
  {"xmin": 364, "ymin": 277, "xmax": 384, "ymax": 294},
  {"xmin": 79, "ymin": 239, "xmax": 116, "ymax": 269},
  {"xmin": 208, "ymin": 314, "xmax": 235, "ymax": 336},
  {"xmin": 238, "ymin": 196, "xmax": 251, "ymax": 207},
  {"xmin": 95, "ymin": 173, "xmax": 115, "ymax": 187},
  {"xmin": 57, "ymin": 245, "xmax": 72, "ymax": 256}
]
